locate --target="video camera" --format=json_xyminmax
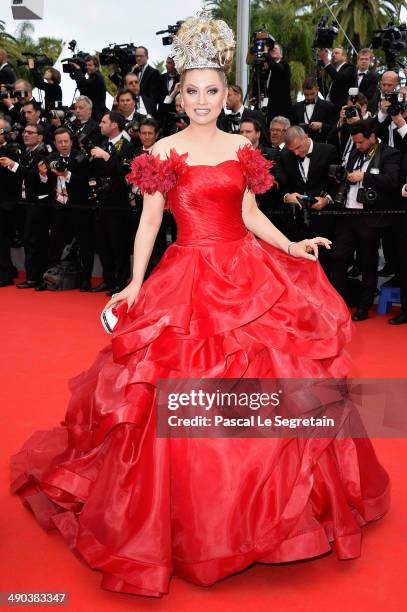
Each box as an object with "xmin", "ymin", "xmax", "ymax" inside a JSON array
[
  {"xmin": 61, "ymin": 40, "xmax": 89, "ymax": 74},
  {"xmin": 372, "ymin": 22, "xmax": 407, "ymax": 68},
  {"xmin": 99, "ymin": 43, "xmax": 136, "ymax": 74},
  {"xmin": 17, "ymin": 51, "xmax": 53, "ymax": 69},
  {"xmin": 312, "ymin": 16, "xmax": 339, "ymax": 49},
  {"xmin": 156, "ymin": 22, "xmax": 184, "ymax": 46},
  {"xmin": 251, "ymin": 28, "xmax": 275, "ymax": 65}
]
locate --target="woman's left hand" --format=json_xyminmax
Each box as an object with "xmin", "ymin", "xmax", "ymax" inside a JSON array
[{"xmin": 289, "ymin": 237, "xmax": 332, "ymax": 261}]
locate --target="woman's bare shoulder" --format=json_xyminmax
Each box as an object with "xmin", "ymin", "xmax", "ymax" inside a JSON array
[{"xmin": 151, "ymin": 133, "xmax": 185, "ymax": 159}]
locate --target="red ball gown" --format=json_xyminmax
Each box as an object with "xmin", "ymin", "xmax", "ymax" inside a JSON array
[{"xmin": 11, "ymin": 145, "xmax": 390, "ymax": 598}]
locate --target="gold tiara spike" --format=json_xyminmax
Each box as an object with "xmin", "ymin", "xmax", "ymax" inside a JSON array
[{"xmin": 170, "ymin": 9, "xmax": 235, "ymax": 74}]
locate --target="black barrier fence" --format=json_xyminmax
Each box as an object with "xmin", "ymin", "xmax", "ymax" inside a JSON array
[{"xmin": 13, "ymin": 201, "xmax": 407, "ymax": 214}]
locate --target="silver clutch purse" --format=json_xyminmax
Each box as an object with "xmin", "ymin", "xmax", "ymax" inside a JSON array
[{"xmin": 100, "ymin": 305, "xmax": 119, "ymax": 334}]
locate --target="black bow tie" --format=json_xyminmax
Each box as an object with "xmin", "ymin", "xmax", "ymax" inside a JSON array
[
  {"xmin": 305, "ymin": 101, "xmax": 316, "ymax": 106},
  {"xmin": 302, "ymin": 153, "xmax": 313, "ymax": 160},
  {"xmin": 358, "ymin": 72, "xmax": 366, "ymax": 77},
  {"xmin": 229, "ymin": 112, "xmax": 241, "ymax": 119}
]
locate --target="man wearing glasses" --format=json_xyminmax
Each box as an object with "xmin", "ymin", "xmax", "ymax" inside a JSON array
[{"xmin": 269, "ymin": 116, "xmax": 290, "ymax": 151}]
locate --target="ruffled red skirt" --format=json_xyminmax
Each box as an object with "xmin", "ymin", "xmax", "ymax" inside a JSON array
[{"xmin": 11, "ymin": 233, "xmax": 390, "ymax": 597}]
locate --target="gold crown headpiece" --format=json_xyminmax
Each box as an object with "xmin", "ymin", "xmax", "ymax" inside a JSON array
[{"xmin": 170, "ymin": 9, "xmax": 235, "ymax": 74}]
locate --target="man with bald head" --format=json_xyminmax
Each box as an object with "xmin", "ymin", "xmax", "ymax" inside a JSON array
[
  {"xmin": 375, "ymin": 71, "xmax": 406, "ymax": 153},
  {"xmin": 317, "ymin": 46, "xmax": 357, "ymax": 115},
  {"xmin": 0, "ymin": 48, "xmax": 16, "ymax": 86}
]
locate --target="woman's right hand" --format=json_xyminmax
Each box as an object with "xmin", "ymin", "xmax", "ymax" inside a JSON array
[{"xmin": 105, "ymin": 281, "xmax": 141, "ymax": 312}]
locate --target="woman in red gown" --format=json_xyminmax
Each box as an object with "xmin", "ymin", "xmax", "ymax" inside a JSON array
[{"xmin": 11, "ymin": 12, "xmax": 390, "ymax": 598}]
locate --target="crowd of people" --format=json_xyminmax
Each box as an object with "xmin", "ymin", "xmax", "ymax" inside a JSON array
[{"xmin": 0, "ymin": 43, "xmax": 407, "ymax": 322}]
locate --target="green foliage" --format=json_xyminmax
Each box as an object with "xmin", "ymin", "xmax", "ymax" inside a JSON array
[
  {"xmin": 153, "ymin": 60, "xmax": 165, "ymax": 74},
  {"xmin": 0, "ymin": 20, "xmax": 62, "ymax": 84}
]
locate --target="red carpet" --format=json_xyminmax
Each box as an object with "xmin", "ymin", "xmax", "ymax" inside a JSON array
[{"xmin": 1, "ymin": 285, "xmax": 406, "ymax": 611}]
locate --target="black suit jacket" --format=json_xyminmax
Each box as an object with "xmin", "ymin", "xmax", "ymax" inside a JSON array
[
  {"xmin": 13, "ymin": 143, "xmax": 51, "ymax": 202},
  {"xmin": 71, "ymin": 69, "xmax": 107, "ymax": 120},
  {"xmin": 358, "ymin": 71, "xmax": 379, "ymax": 103},
  {"xmin": 324, "ymin": 62, "xmax": 357, "ymax": 109},
  {"xmin": 0, "ymin": 63, "xmax": 16, "ymax": 85},
  {"xmin": 158, "ymin": 71, "xmax": 180, "ymax": 103},
  {"xmin": 137, "ymin": 65, "xmax": 161, "ymax": 105},
  {"xmin": 265, "ymin": 57, "xmax": 292, "ymax": 118},
  {"xmin": 217, "ymin": 108, "xmax": 269, "ymax": 145},
  {"xmin": 291, "ymin": 98, "xmax": 336, "ymax": 142},
  {"xmin": 75, "ymin": 118, "xmax": 103, "ymax": 147},
  {"xmin": 0, "ymin": 145, "xmax": 19, "ymax": 210},
  {"xmin": 278, "ymin": 141, "xmax": 339, "ymax": 200},
  {"xmin": 40, "ymin": 149, "xmax": 90, "ymax": 206},
  {"xmin": 90, "ymin": 137, "xmax": 135, "ymax": 207},
  {"xmin": 140, "ymin": 94, "xmax": 157, "ymax": 117},
  {"xmin": 374, "ymin": 115, "xmax": 407, "ymax": 154}
]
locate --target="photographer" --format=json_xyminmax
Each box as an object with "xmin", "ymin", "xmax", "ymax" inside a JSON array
[
  {"xmin": 1, "ymin": 80, "xmax": 35, "ymax": 125},
  {"xmin": 279, "ymin": 125, "xmax": 338, "ymax": 273},
  {"xmin": 368, "ymin": 70, "xmax": 398, "ymax": 116},
  {"xmin": 221, "ymin": 85, "xmax": 267, "ymax": 142},
  {"xmin": 69, "ymin": 56, "xmax": 107, "ymax": 121},
  {"xmin": 0, "ymin": 123, "xmax": 51, "ymax": 289},
  {"xmin": 331, "ymin": 119, "xmax": 401, "ymax": 321},
  {"xmin": 317, "ymin": 47, "xmax": 357, "ymax": 115},
  {"xmin": 0, "ymin": 48, "xmax": 17, "ymax": 86},
  {"xmin": 27, "ymin": 57, "xmax": 62, "ymax": 109},
  {"xmin": 291, "ymin": 77, "xmax": 336, "ymax": 143},
  {"xmin": 73, "ymin": 96, "xmax": 102, "ymax": 144},
  {"xmin": 356, "ymin": 49, "xmax": 379, "ymax": 104},
  {"xmin": 122, "ymin": 73, "xmax": 157, "ymax": 117},
  {"xmin": 0, "ymin": 117, "xmax": 19, "ymax": 287},
  {"xmin": 158, "ymin": 56, "xmax": 180, "ymax": 104},
  {"xmin": 375, "ymin": 79, "xmax": 407, "ymax": 154},
  {"xmin": 35, "ymin": 127, "xmax": 93, "ymax": 291},
  {"xmin": 264, "ymin": 44, "xmax": 292, "ymax": 122},
  {"xmin": 240, "ymin": 117, "xmax": 281, "ymax": 215},
  {"xmin": 328, "ymin": 92, "xmax": 369, "ymax": 162},
  {"xmin": 23, "ymin": 100, "xmax": 52, "ymax": 144},
  {"xmin": 132, "ymin": 47, "xmax": 161, "ymax": 106},
  {"xmin": 89, "ymin": 111, "xmax": 135, "ymax": 295}
]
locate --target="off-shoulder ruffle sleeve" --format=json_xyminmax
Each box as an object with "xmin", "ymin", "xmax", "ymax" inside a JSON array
[
  {"xmin": 237, "ymin": 143, "xmax": 275, "ymax": 194},
  {"xmin": 126, "ymin": 149, "xmax": 188, "ymax": 196}
]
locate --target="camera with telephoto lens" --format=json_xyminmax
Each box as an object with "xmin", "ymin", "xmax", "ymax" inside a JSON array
[
  {"xmin": 328, "ymin": 164, "xmax": 348, "ymax": 207},
  {"xmin": 12, "ymin": 89, "xmax": 30, "ymax": 99},
  {"xmin": 17, "ymin": 51, "xmax": 53, "ymax": 68},
  {"xmin": 357, "ymin": 187, "xmax": 378, "ymax": 208},
  {"xmin": 384, "ymin": 91, "xmax": 406, "ymax": 116},
  {"xmin": 313, "ymin": 16, "xmax": 339, "ymax": 49},
  {"xmin": 156, "ymin": 22, "xmax": 184, "ymax": 46}
]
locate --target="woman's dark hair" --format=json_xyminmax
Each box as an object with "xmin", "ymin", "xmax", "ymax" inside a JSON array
[{"xmin": 45, "ymin": 67, "xmax": 61, "ymax": 85}]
